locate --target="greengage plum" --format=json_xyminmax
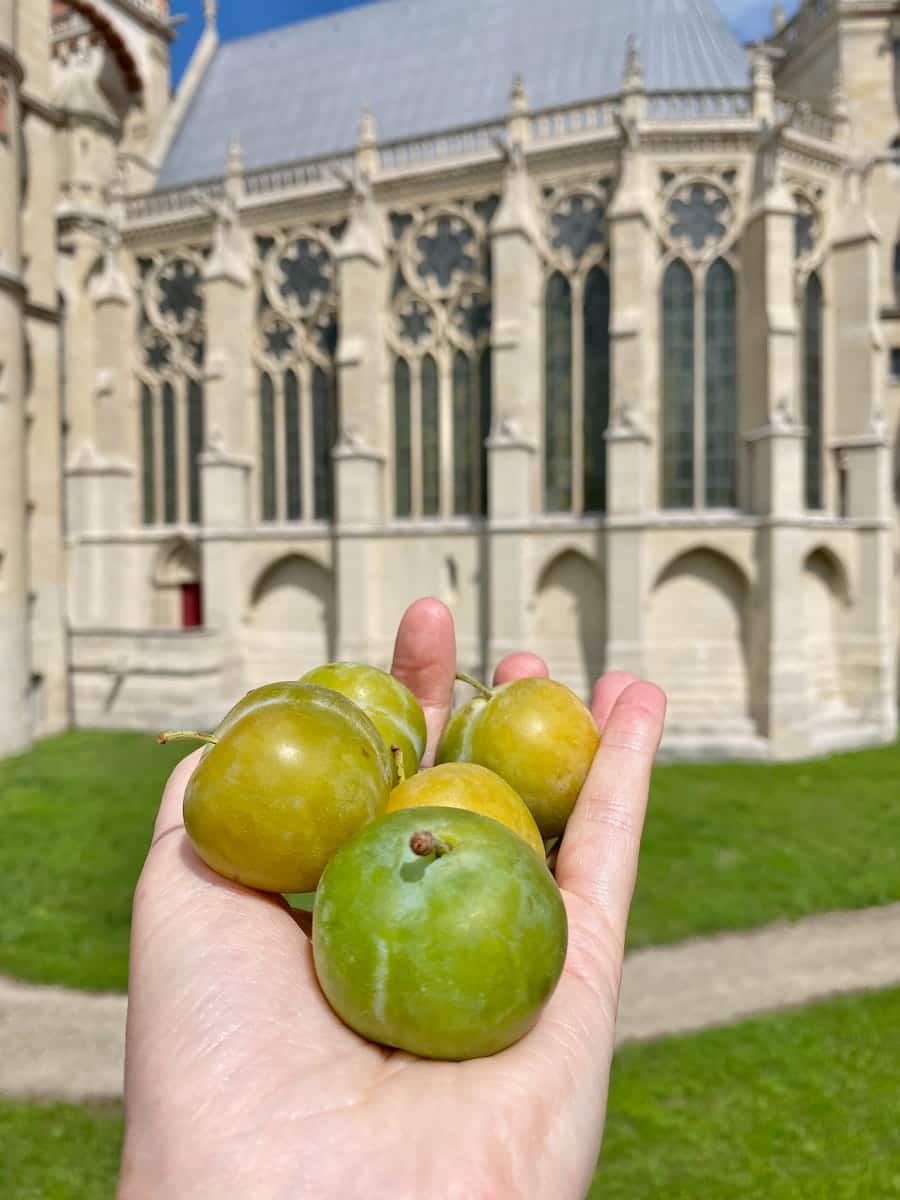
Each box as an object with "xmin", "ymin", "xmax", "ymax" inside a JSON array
[
  {"xmin": 301, "ymin": 662, "xmax": 427, "ymax": 785},
  {"xmin": 436, "ymin": 676, "xmax": 599, "ymax": 838},
  {"xmin": 312, "ymin": 806, "xmax": 567, "ymax": 1060},
  {"xmin": 383, "ymin": 762, "xmax": 545, "ymax": 859},
  {"xmin": 183, "ymin": 684, "xmax": 392, "ymax": 893}
]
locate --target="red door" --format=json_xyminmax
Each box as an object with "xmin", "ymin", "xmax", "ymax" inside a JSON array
[{"xmin": 181, "ymin": 582, "xmax": 203, "ymax": 629}]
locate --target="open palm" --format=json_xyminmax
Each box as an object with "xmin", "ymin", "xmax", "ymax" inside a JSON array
[{"xmin": 119, "ymin": 599, "xmax": 666, "ymax": 1200}]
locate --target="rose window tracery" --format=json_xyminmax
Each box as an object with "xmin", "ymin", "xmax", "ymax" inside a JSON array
[{"xmin": 666, "ymin": 182, "xmax": 730, "ymax": 254}]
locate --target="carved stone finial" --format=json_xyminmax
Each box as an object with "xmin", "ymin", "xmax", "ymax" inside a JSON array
[
  {"xmin": 509, "ymin": 72, "xmax": 528, "ymax": 115},
  {"xmin": 359, "ymin": 105, "xmax": 377, "ymax": 149},
  {"xmin": 623, "ymin": 35, "xmax": 644, "ymax": 91},
  {"xmin": 772, "ymin": 4, "xmax": 786, "ymax": 31},
  {"xmin": 204, "ymin": 0, "xmax": 217, "ymax": 29},
  {"xmin": 226, "ymin": 132, "xmax": 244, "ymax": 179}
]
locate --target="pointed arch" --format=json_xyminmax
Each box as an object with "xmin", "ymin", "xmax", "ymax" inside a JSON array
[
  {"xmin": 804, "ymin": 272, "xmax": 824, "ymax": 510},
  {"xmin": 245, "ymin": 554, "xmax": 335, "ymax": 685},
  {"xmin": 662, "ymin": 259, "xmax": 695, "ymax": 509},
  {"xmin": 533, "ymin": 549, "xmax": 605, "ymax": 697},
  {"xmin": 583, "ymin": 266, "xmax": 611, "ymax": 514},
  {"xmin": 704, "ymin": 258, "xmax": 737, "ymax": 507},
  {"xmin": 544, "ymin": 272, "xmax": 573, "ymax": 511}
]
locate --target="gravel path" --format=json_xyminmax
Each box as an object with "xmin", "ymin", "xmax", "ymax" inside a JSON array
[{"xmin": 2, "ymin": 901, "xmax": 899, "ymax": 1101}]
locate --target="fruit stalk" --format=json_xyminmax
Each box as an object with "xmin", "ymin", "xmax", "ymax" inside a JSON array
[
  {"xmin": 157, "ymin": 731, "xmax": 218, "ymax": 746},
  {"xmin": 455, "ymin": 672, "xmax": 492, "ymax": 700},
  {"xmin": 391, "ymin": 745, "xmax": 407, "ymax": 784},
  {"xmin": 409, "ymin": 831, "xmax": 453, "ymax": 858}
]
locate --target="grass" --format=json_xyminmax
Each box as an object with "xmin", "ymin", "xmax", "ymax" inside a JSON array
[
  {"xmin": 592, "ymin": 987, "xmax": 900, "ymax": 1198},
  {"xmin": 1, "ymin": 730, "xmax": 899, "ymax": 991},
  {"xmin": 0, "ymin": 1100, "xmax": 123, "ymax": 1200},
  {"xmin": 0, "ymin": 731, "xmax": 190, "ymax": 992},
  {"xmin": 3, "ymin": 989, "xmax": 897, "ymax": 1197}
]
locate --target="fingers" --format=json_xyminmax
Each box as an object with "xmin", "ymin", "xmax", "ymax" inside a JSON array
[
  {"xmin": 555, "ymin": 681, "xmax": 667, "ymax": 948},
  {"xmin": 590, "ymin": 671, "xmax": 638, "ymax": 731},
  {"xmin": 390, "ymin": 597, "xmax": 457, "ymax": 766},
  {"xmin": 492, "ymin": 653, "xmax": 548, "ymax": 685},
  {"xmin": 152, "ymin": 747, "xmax": 204, "ymax": 842}
]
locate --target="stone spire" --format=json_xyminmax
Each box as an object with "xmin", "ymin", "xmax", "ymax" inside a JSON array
[
  {"xmin": 507, "ymin": 73, "xmax": 530, "ymax": 148},
  {"xmin": 772, "ymin": 4, "xmax": 786, "ymax": 32},
  {"xmin": 356, "ymin": 106, "xmax": 378, "ymax": 181},
  {"xmin": 623, "ymin": 35, "xmax": 644, "ymax": 93},
  {"xmin": 204, "ymin": 0, "xmax": 217, "ymax": 30},
  {"xmin": 752, "ymin": 46, "xmax": 775, "ymax": 123},
  {"xmin": 225, "ymin": 132, "xmax": 244, "ymax": 205}
]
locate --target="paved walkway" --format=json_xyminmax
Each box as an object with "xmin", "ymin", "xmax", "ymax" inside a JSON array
[{"xmin": 2, "ymin": 901, "xmax": 900, "ymax": 1101}]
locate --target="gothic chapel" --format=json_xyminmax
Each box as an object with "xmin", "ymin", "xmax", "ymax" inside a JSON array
[{"xmin": 2, "ymin": 0, "xmax": 900, "ymax": 759}]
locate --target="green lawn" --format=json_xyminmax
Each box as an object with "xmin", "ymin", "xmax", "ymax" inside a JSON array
[
  {"xmin": 0, "ymin": 1100, "xmax": 123, "ymax": 1200},
  {"xmin": 4, "ymin": 989, "xmax": 897, "ymax": 1197},
  {"xmin": 1, "ymin": 731, "xmax": 899, "ymax": 991}
]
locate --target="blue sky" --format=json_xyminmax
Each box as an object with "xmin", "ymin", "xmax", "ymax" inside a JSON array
[{"xmin": 170, "ymin": 0, "xmax": 802, "ymax": 86}]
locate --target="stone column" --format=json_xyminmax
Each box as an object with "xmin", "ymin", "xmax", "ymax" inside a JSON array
[
  {"xmin": 0, "ymin": 25, "xmax": 31, "ymax": 755},
  {"xmin": 831, "ymin": 170, "xmax": 895, "ymax": 739},
  {"xmin": 333, "ymin": 111, "xmax": 388, "ymax": 664},
  {"xmin": 486, "ymin": 78, "xmax": 542, "ymax": 667},
  {"xmin": 743, "ymin": 118, "xmax": 808, "ymax": 755},
  {"xmin": 604, "ymin": 42, "xmax": 653, "ymax": 678},
  {"xmin": 199, "ymin": 141, "xmax": 254, "ymax": 704}
]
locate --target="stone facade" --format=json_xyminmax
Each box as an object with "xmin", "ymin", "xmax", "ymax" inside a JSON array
[{"xmin": 3, "ymin": 0, "xmax": 900, "ymax": 761}]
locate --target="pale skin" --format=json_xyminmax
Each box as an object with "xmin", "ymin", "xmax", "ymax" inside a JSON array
[{"xmin": 119, "ymin": 598, "xmax": 667, "ymax": 1200}]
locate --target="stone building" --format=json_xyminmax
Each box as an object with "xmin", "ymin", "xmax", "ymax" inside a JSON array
[{"xmin": 2, "ymin": 0, "xmax": 899, "ymax": 761}]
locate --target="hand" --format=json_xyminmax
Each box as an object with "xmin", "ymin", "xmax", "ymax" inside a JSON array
[{"xmin": 119, "ymin": 599, "xmax": 666, "ymax": 1200}]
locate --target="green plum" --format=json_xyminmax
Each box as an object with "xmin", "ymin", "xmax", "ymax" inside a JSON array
[
  {"xmin": 183, "ymin": 683, "xmax": 392, "ymax": 893},
  {"xmin": 313, "ymin": 806, "xmax": 567, "ymax": 1060},
  {"xmin": 301, "ymin": 662, "xmax": 427, "ymax": 785},
  {"xmin": 212, "ymin": 680, "xmax": 310, "ymax": 740},
  {"xmin": 383, "ymin": 762, "xmax": 545, "ymax": 860},
  {"xmin": 437, "ymin": 676, "xmax": 599, "ymax": 838}
]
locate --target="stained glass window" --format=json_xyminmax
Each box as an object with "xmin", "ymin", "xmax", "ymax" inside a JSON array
[
  {"xmin": 453, "ymin": 351, "xmax": 473, "ymax": 515},
  {"xmin": 583, "ymin": 268, "xmax": 611, "ymax": 514},
  {"xmin": 394, "ymin": 359, "xmax": 412, "ymax": 518},
  {"xmin": 312, "ymin": 366, "xmax": 333, "ymax": 520},
  {"xmin": 669, "ymin": 184, "xmax": 728, "ymax": 253},
  {"xmin": 187, "ymin": 378, "xmax": 204, "ymax": 524},
  {"xmin": 662, "ymin": 260, "xmax": 695, "ymax": 508},
  {"xmin": 479, "ymin": 348, "xmax": 492, "ymax": 517},
  {"xmin": 260, "ymin": 372, "xmax": 277, "ymax": 521},
  {"xmin": 804, "ymin": 273, "xmax": 823, "ymax": 510},
  {"xmin": 162, "ymin": 381, "xmax": 178, "ymax": 524},
  {"xmin": 544, "ymin": 273, "xmax": 573, "ymax": 512},
  {"xmin": 141, "ymin": 384, "xmax": 155, "ymax": 526},
  {"xmin": 704, "ymin": 259, "xmax": 737, "ymax": 508},
  {"xmin": 421, "ymin": 355, "xmax": 441, "ymax": 518},
  {"xmin": 284, "ymin": 369, "xmax": 302, "ymax": 521}
]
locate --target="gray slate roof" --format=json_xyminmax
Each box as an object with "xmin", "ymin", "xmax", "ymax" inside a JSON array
[{"xmin": 157, "ymin": 0, "xmax": 750, "ymax": 189}]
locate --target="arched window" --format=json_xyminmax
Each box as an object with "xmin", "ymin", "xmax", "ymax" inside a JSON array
[
  {"xmin": 312, "ymin": 366, "xmax": 333, "ymax": 520},
  {"xmin": 421, "ymin": 354, "xmax": 440, "ymax": 517},
  {"xmin": 141, "ymin": 383, "xmax": 155, "ymax": 526},
  {"xmin": 583, "ymin": 267, "xmax": 611, "ymax": 514},
  {"xmin": 804, "ymin": 272, "xmax": 824, "ymax": 510},
  {"xmin": 260, "ymin": 371, "xmax": 277, "ymax": 521},
  {"xmin": 662, "ymin": 260, "xmax": 695, "ymax": 509},
  {"xmin": 284, "ymin": 369, "xmax": 302, "ymax": 521},
  {"xmin": 704, "ymin": 259, "xmax": 737, "ymax": 508},
  {"xmin": 137, "ymin": 253, "xmax": 206, "ymax": 527},
  {"xmin": 394, "ymin": 358, "xmax": 412, "ymax": 518},
  {"xmin": 544, "ymin": 272, "xmax": 573, "ymax": 511},
  {"xmin": 162, "ymin": 381, "xmax": 178, "ymax": 525}
]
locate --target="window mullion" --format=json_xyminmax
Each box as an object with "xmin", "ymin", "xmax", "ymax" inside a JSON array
[
  {"xmin": 439, "ymin": 347, "xmax": 453, "ymax": 519},
  {"xmin": 301, "ymin": 362, "xmax": 314, "ymax": 522},
  {"xmin": 694, "ymin": 271, "xmax": 705, "ymax": 511},
  {"xmin": 152, "ymin": 383, "xmax": 163, "ymax": 525},
  {"xmin": 411, "ymin": 358, "xmax": 423, "ymax": 518},
  {"xmin": 571, "ymin": 274, "xmax": 585, "ymax": 516},
  {"xmin": 274, "ymin": 371, "xmax": 286, "ymax": 522}
]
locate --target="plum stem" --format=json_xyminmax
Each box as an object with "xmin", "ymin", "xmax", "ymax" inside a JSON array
[
  {"xmin": 157, "ymin": 730, "xmax": 218, "ymax": 747},
  {"xmin": 455, "ymin": 671, "xmax": 492, "ymax": 700},
  {"xmin": 391, "ymin": 745, "xmax": 407, "ymax": 784},
  {"xmin": 410, "ymin": 830, "xmax": 453, "ymax": 858}
]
